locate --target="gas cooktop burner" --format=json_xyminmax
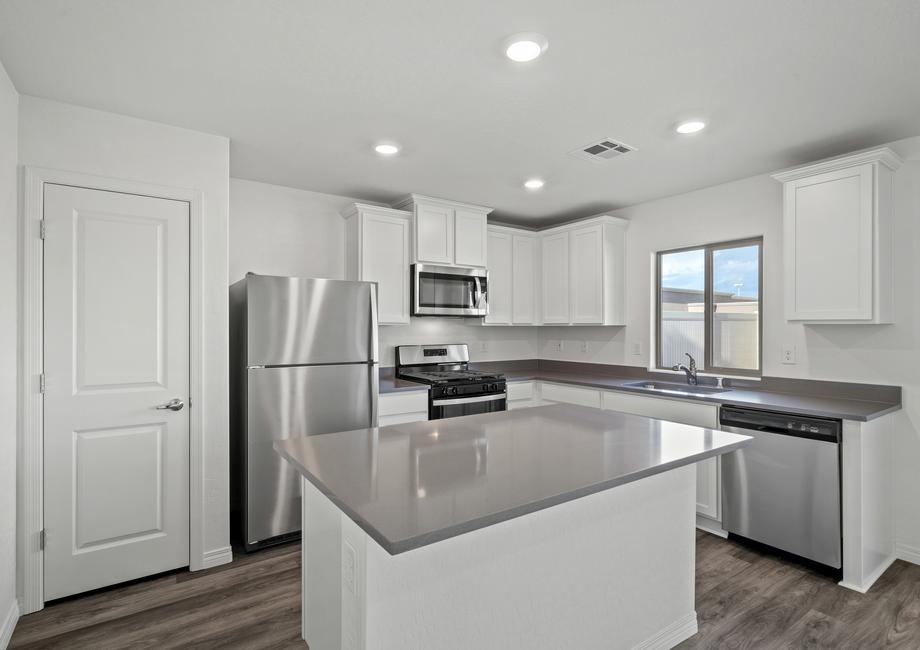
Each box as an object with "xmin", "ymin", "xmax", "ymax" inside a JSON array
[{"xmin": 398, "ymin": 368, "xmax": 503, "ymax": 385}]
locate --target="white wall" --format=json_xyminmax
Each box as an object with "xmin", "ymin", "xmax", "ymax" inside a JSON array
[
  {"xmin": 0, "ymin": 57, "xmax": 19, "ymax": 646},
  {"xmin": 18, "ymin": 96, "xmax": 232, "ymax": 561},
  {"xmin": 230, "ymin": 178, "xmax": 351, "ymax": 284},
  {"xmin": 228, "ymin": 179, "xmax": 540, "ymax": 366},
  {"xmin": 540, "ymin": 136, "xmax": 920, "ymax": 556}
]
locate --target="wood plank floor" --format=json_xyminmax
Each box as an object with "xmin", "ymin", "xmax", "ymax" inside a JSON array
[{"xmin": 10, "ymin": 531, "xmax": 920, "ymax": 648}]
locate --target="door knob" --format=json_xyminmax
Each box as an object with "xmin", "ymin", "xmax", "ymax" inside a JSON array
[{"xmin": 155, "ymin": 398, "xmax": 185, "ymax": 412}]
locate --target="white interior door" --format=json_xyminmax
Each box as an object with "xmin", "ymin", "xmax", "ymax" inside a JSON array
[{"xmin": 43, "ymin": 184, "xmax": 190, "ymax": 600}]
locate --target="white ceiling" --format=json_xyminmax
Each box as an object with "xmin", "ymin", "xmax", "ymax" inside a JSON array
[{"xmin": 1, "ymin": 0, "xmax": 918, "ymax": 225}]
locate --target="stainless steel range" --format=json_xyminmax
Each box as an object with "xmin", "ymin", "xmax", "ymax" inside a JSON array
[{"xmin": 396, "ymin": 344, "xmax": 506, "ymax": 420}]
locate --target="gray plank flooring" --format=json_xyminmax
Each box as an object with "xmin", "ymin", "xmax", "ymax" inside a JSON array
[{"xmin": 10, "ymin": 531, "xmax": 920, "ymax": 648}]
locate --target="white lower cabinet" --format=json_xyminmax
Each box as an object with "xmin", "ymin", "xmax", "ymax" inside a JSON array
[
  {"xmin": 378, "ymin": 391, "xmax": 428, "ymax": 427},
  {"xmin": 506, "ymin": 381, "xmax": 537, "ymax": 410},
  {"xmin": 601, "ymin": 391, "xmax": 721, "ymax": 522}
]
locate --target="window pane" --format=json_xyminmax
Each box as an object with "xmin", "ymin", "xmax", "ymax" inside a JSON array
[
  {"xmin": 659, "ymin": 249, "xmax": 705, "ymax": 369},
  {"xmin": 711, "ymin": 244, "xmax": 760, "ymax": 371}
]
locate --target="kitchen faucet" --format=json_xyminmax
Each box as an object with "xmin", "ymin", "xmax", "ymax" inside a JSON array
[{"xmin": 672, "ymin": 353, "xmax": 699, "ymax": 385}]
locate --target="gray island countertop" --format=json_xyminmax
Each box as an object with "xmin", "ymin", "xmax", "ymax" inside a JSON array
[{"xmin": 275, "ymin": 404, "xmax": 750, "ymax": 554}]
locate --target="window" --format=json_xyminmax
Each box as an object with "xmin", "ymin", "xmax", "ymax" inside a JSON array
[{"xmin": 656, "ymin": 238, "xmax": 762, "ymax": 376}]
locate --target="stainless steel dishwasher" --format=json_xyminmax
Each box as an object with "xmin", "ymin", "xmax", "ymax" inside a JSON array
[{"xmin": 720, "ymin": 405, "xmax": 842, "ymax": 569}]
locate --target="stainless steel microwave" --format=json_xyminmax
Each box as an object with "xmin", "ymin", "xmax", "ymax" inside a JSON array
[{"xmin": 411, "ymin": 264, "xmax": 489, "ymax": 317}]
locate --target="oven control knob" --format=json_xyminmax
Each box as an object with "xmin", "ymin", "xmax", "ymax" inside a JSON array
[
  {"xmin": 488, "ymin": 383, "xmax": 499, "ymax": 392},
  {"xmin": 445, "ymin": 386, "xmax": 458, "ymax": 396}
]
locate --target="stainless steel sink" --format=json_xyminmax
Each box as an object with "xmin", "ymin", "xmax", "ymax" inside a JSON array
[{"xmin": 623, "ymin": 381, "xmax": 732, "ymax": 397}]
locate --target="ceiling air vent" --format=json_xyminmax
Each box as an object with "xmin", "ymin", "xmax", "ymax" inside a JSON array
[{"xmin": 569, "ymin": 138, "xmax": 637, "ymax": 163}]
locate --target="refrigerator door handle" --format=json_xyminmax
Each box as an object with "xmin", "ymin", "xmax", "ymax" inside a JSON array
[{"xmin": 369, "ymin": 284, "xmax": 379, "ymax": 363}]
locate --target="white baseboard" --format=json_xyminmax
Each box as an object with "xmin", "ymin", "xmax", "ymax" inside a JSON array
[
  {"xmin": 895, "ymin": 541, "xmax": 920, "ymax": 566},
  {"xmin": 1, "ymin": 599, "xmax": 20, "ymax": 650},
  {"xmin": 838, "ymin": 554, "xmax": 897, "ymax": 593},
  {"xmin": 632, "ymin": 612, "xmax": 698, "ymax": 650},
  {"xmin": 695, "ymin": 516, "xmax": 727, "ymax": 538},
  {"xmin": 200, "ymin": 546, "xmax": 233, "ymax": 570}
]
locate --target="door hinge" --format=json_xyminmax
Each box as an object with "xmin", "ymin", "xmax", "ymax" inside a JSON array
[
  {"xmin": 39, "ymin": 220, "xmax": 46, "ymax": 240},
  {"xmin": 39, "ymin": 373, "xmax": 46, "ymax": 394},
  {"xmin": 39, "ymin": 529, "xmax": 46, "ymax": 550}
]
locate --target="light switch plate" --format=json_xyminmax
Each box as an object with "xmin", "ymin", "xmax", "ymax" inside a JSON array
[
  {"xmin": 580, "ymin": 341, "xmax": 589, "ymax": 353},
  {"xmin": 631, "ymin": 341, "xmax": 642, "ymax": 356},
  {"xmin": 479, "ymin": 340, "xmax": 489, "ymax": 353},
  {"xmin": 781, "ymin": 344, "xmax": 796, "ymax": 364}
]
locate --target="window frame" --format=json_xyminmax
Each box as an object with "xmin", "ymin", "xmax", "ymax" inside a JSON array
[{"xmin": 655, "ymin": 237, "xmax": 763, "ymax": 378}]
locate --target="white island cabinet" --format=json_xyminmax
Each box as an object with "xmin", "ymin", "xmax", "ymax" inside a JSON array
[
  {"xmin": 342, "ymin": 203, "xmax": 411, "ymax": 324},
  {"xmin": 393, "ymin": 194, "xmax": 492, "ymax": 267},
  {"xmin": 773, "ymin": 147, "xmax": 901, "ymax": 323},
  {"xmin": 276, "ymin": 404, "xmax": 750, "ymax": 650}
]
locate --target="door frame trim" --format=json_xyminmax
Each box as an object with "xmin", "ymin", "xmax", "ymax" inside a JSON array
[{"xmin": 17, "ymin": 166, "xmax": 207, "ymax": 614}]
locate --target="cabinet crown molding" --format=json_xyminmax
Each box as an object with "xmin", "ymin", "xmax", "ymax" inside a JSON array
[
  {"xmin": 392, "ymin": 193, "xmax": 493, "ymax": 214},
  {"xmin": 537, "ymin": 214, "xmax": 628, "ymax": 236},
  {"xmin": 340, "ymin": 202, "xmax": 411, "ymax": 220},
  {"xmin": 771, "ymin": 147, "xmax": 903, "ymax": 183}
]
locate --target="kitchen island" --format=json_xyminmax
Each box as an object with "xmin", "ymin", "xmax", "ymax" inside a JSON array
[{"xmin": 275, "ymin": 404, "xmax": 750, "ymax": 650}]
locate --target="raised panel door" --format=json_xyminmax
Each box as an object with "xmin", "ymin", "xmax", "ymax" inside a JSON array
[
  {"xmin": 454, "ymin": 209, "xmax": 487, "ymax": 267},
  {"xmin": 570, "ymin": 225, "xmax": 604, "ymax": 324},
  {"xmin": 512, "ymin": 236, "xmax": 536, "ymax": 324},
  {"xmin": 362, "ymin": 212, "xmax": 410, "ymax": 324},
  {"xmin": 485, "ymin": 230, "xmax": 512, "ymax": 324},
  {"xmin": 541, "ymin": 232, "xmax": 570, "ymax": 324},
  {"xmin": 415, "ymin": 203, "xmax": 454, "ymax": 264}
]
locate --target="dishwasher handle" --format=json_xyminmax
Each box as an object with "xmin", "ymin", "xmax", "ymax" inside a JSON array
[{"xmin": 720, "ymin": 406, "xmax": 841, "ymax": 444}]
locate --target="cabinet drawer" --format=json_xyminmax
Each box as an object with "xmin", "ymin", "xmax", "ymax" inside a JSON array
[
  {"xmin": 379, "ymin": 391, "xmax": 428, "ymax": 417},
  {"xmin": 540, "ymin": 383, "xmax": 601, "ymax": 408},
  {"xmin": 507, "ymin": 381, "xmax": 534, "ymax": 402},
  {"xmin": 379, "ymin": 412, "xmax": 428, "ymax": 427}
]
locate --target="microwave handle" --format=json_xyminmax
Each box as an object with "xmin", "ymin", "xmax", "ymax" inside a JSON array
[{"xmin": 473, "ymin": 276, "xmax": 483, "ymax": 308}]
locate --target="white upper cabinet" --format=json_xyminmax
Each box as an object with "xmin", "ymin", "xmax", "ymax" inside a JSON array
[
  {"xmin": 393, "ymin": 194, "xmax": 492, "ymax": 267},
  {"xmin": 454, "ymin": 209, "xmax": 488, "ymax": 267},
  {"xmin": 773, "ymin": 147, "xmax": 901, "ymax": 323},
  {"xmin": 541, "ymin": 231, "xmax": 570, "ymax": 324},
  {"xmin": 512, "ymin": 234, "xmax": 537, "ymax": 324},
  {"xmin": 484, "ymin": 226, "xmax": 538, "ymax": 326},
  {"xmin": 540, "ymin": 216, "xmax": 628, "ymax": 326},
  {"xmin": 485, "ymin": 229, "xmax": 513, "ymax": 324},
  {"xmin": 570, "ymin": 224, "xmax": 604, "ymax": 324},
  {"xmin": 342, "ymin": 203, "xmax": 411, "ymax": 324}
]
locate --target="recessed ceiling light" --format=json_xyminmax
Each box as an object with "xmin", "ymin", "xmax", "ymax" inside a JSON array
[
  {"xmin": 675, "ymin": 120, "xmax": 706, "ymax": 134},
  {"xmin": 504, "ymin": 33, "xmax": 549, "ymax": 62},
  {"xmin": 524, "ymin": 178, "xmax": 545, "ymax": 190},
  {"xmin": 374, "ymin": 143, "xmax": 400, "ymax": 155}
]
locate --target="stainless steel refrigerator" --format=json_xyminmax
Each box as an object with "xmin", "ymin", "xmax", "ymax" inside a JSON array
[{"xmin": 230, "ymin": 273, "xmax": 378, "ymax": 550}]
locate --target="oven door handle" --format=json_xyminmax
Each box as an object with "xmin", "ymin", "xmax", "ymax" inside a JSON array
[{"xmin": 432, "ymin": 393, "xmax": 506, "ymax": 406}]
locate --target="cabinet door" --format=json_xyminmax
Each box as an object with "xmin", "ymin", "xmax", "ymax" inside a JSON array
[
  {"xmin": 541, "ymin": 232, "xmax": 570, "ymax": 324},
  {"xmin": 512, "ymin": 235, "xmax": 536, "ymax": 324},
  {"xmin": 784, "ymin": 164, "xmax": 873, "ymax": 320},
  {"xmin": 601, "ymin": 391, "xmax": 720, "ymax": 520},
  {"xmin": 570, "ymin": 225, "xmax": 604, "ymax": 324},
  {"xmin": 454, "ymin": 209, "xmax": 487, "ymax": 267},
  {"xmin": 362, "ymin": 213, "xmax": 410, "ymax": 324},
  {"xmin": 485, "ymin": 230, "xmax": 512, "ymax": 324},
  {"xmin": 415, "ymin": 203, "xmax": 454, "ymax": 264}
]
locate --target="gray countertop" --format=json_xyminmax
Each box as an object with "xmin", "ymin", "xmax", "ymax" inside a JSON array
[
  {"xmin": 275, "ymin": 404, "xmax": 750, "ymax": 555},
  {"xmin": 379, "ymin": 362, "xmax": 901, "ymax": 421}
]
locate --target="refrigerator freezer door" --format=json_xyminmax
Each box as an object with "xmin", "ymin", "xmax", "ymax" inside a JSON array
[
  {"xmin": 245, "ymin": 363, "xmax": 378, "ymax": 546},
  {"xmin": 246, "ymin": 274, "xmax": 378, "ymax": 366}
]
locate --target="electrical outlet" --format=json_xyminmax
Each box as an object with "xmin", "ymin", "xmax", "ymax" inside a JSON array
[
  {"xmin": 631, "ymin": 341, "xmax": 642, "ymax": 356},
  {"xmin": 581, "ymin": 340, "xmax": 589, "ymax": 353},
  {"xmin": 479, "ymin": 340, "xmax": 489, "ymax": 353},
  {"xmin": 781, "ymin": 344, "xmax": 796, "ymax": 364},
  {"xmin": 549, "ymin": 339, "xmax": 563, "ymax": 352}
]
